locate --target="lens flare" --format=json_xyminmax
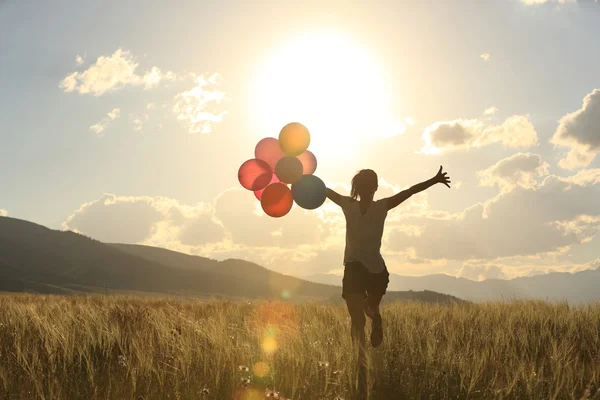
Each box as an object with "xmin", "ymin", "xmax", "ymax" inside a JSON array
[
  {"xmin": 253, "ymin": 361, "xmax": 270, "ymax": 378},
  {"xmin": 262, "ymin": 337, "xmax": 278, "ymax": 355},
  {"xmin": 233, "ymin": 388, "xmax": 264, "ymax": 400}
]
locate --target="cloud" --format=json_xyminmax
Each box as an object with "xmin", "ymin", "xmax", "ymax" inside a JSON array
[
  {"xmin": 62, "ymin": 188, "xmax": 330, "ymax": 272},
  {"xmin": 142, "ymin": 66, "xmax": 176, "ymax": 90},
  {"xmin": 421, "ymin": 114, "xmax": 537, "ymax": 153},
  {"xmin": 75, "ymin": 55, "xmax": 84, "ymax": 66},
  {"xmin": 131, "ymin": 113, "xmax": 148, "ymax": 133},
  {"xmin": 521, "ymin": 0, "xmax": 576, "ymax": 4},
  {"xmin": 457, "ymin": 264, "xmax": 507, "ymax": 281},
  {"xmin": 550, "ymin": 214, "xmax": 600, "ymax": 243},
  {"xmin": 89, "ymin": 108, "xmax": 120, "ymax": 136},
  {"xmin": 477, "ymin": 153, "xmax": 550, "ymax": 192},
  {"xmin": 213, "ymin": 188, "xmax": 330, "ymax": 249},
  {"xmin": 62, "ymin": 194, "xmax": 225, "ymax": 248},
  {"xmin": 173, "ymin": 73, "xmax": 227, "ymax": 134},
  {"xmin": 0, "ymin": 209, "xmax": 7, "ymax": 217},
  {"xmin": 551, "ymin": 89, "xmax": 600, "ymax": 169},
  {"xmin": 59, "ymin": 48, "xmax": 176, "ymax": 96},
  {"xmin": 484, "ymin": 106, "xmax": 498, "ymax": 115},
  {"xmin": 387, "ymin": 168, "xmax": 600, "ymax": 260},
  {"xmin": 480, "ymin": 53, "xmax": 491, "ymax": 62}
]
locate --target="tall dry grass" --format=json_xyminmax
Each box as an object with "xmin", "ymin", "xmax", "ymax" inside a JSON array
[{"xmin": 0, "ymin": 294, "xmax": 599, "ymax": 399}]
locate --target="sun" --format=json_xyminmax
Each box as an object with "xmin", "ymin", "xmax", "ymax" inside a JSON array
[{"xmin": 252, "ymin": 31, "xmax": 403, "ymax": 160}]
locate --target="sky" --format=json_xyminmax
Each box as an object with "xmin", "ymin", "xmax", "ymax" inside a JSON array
[{"xmin": 1, "ymin": 0, "xmax": 600, "ymax": 281}]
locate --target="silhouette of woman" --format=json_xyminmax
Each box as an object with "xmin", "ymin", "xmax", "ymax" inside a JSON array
[{"xmin": 326, "ymin": 166, "xmax": 451, "ymax": 348}]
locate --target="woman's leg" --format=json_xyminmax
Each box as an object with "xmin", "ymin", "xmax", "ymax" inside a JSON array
[
  {"xmin": 345, "ymin": 293, "xmax": 369, "ymax": 398},
  {"xmin": 364, "ymin": 295, "xmax": 383, "ymax": 319},
  {"xmin": 365, "ymin": 268, "xmax": 389, "ymax": 348},
  {"xmin": 345, "ymin": 293, "xmax": 366, "ymax": 347}
]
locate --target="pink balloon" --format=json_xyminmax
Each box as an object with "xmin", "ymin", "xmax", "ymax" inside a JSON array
[
  {"xmin": 255, "ymin": 137, "xmax": 286, "ymax": 170},
  {"xmin": 254, "ymin": 173, "xmax": 280, "ymax": 200},
  {"xmin": 296, "ymin": 150, "xmax": 317, "ymax": 175},
  {"xmin": 238, "ymin": 159, "xmax": 272, "ymax": 191}
]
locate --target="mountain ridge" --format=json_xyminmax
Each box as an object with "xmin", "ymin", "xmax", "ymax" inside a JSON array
[{"xmin": 0, "ymin": 216, "xmax": 462, "ymax": 304}]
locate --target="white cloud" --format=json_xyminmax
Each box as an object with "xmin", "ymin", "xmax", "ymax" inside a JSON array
[
  {"xmin": 62, "ymin": 194, "xmax": 224, "ymax": 249},
  {"xmin": 551, "ymin": 89, "xmax": 600, "ymax": 169},
  {"xmin": 477, "ymin": 153, "xmax": 550, "ymax": 192},
  {"xmin": 173, "ymin": 73, "xmax": 227, "ymax": 134},
  {"xmin": 484, "ymin": 106, "xmax": 499, "ymax": 115},
  {"xmin": 421, "ymin": 114, "xmax": 537, "ymax": 154},
  {"xmin": 131, "ymin": 113, "xmax": 148, "ymax": 133},
  {"xmin": 550, "ymin": 214, "xmax": 600, "ymax": 243},
  {"xmin": 457, "ymin": 264, "xmax": 506, "ymax": 281},
  {"xmin": 214, "ymin": 188, "xmax": 330, "ymax": 249},
  {"xmin": 75, "ymin": 55, "xmax": 84, "ymax": 66},
  {"xmin": 0, "ymin": 209, "xmax": 7, "ymax": 217},
  {"xmin": 480, "ymin": 53, "xmax": 491, "ymax": 62},
  {"xmin": 59, "ymin": 48, "xmax": 177, "ymax": 96},
  {"xmin": 142, "ymin": 66, "xmax": 176, "ymax": 90},
  {"xmin": 521, "ymin": 0, "xmax": 576, "ymax": 4},
  {"xmin": 89, "ymin": 108, "xmax": 120, "ymax": 136}
]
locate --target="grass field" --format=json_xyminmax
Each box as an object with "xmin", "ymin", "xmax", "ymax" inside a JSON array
[{"xmin": 0, "ymin": 294, "xmax": 599, "ymax": 399}]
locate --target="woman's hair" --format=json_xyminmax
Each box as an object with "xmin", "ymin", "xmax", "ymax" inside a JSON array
[{"xmin": 350, "ymin": 169, "xmax": 378, "ymax": 200}]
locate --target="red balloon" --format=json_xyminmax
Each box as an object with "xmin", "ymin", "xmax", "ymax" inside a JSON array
[
  {"xmin": 238, "ymin": 159, "xmax": 272, "ymax": 191},
  {"xmin": 261, "ymin": 183, "xmax": 293, "ymax": 218},
  {"xmin": 255, "ymin": 137, "xmax": 286, "ymax": 170},
  {"xmin": 254, "ymin": 173, "xmax": 280, "ymax": 200},
  {"xmin": 275, "ymin": 156, "xmax": 303, "ymax": 184},
  {"xmin": 296, "ymin": 150, "xmax": 317, "ymax": 175}
]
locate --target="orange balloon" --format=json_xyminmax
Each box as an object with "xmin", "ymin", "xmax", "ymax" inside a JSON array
[
  {"xmin": 255, "ymin": 137, "xmax": 286, "ymax": 170},
  {"xmin": 279, "ymin": 122, "xmax": 310, "ymax": 156},
  {"xmin": 261, "ymin": 183, "xmax": 293, "ymax": 218},
  {"xmin": 296, "ymin": 150, "xmax": 317, "ymax": 175},
  {"xmin": 254, "ymin": 173, "xmax": 280, "ymax": 200},
  {"xmin": 238, "ymin": 159, "xmax": 272, "ymax": 191}
]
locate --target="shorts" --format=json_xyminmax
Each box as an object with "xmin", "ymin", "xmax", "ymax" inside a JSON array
[{"xmin": 342, "ymin": 261, "xmax": 390, "ymax": 299}]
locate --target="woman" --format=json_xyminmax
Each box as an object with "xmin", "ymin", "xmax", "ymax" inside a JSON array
[{"xmin": 326, "ymin": 166, "xmax": 451, "ymax": 348}]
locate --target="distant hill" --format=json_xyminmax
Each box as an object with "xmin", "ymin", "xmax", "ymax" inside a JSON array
[
  {"xmin": 0, "ymin": 217, "xmax": 461, "ymax": 304},
  {"xmin": 306, "ymin": 265, "xmax": 600, "ymax": 303}
]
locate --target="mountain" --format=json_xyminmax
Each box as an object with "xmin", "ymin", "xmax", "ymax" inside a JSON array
[
  {"xmin": 305, "ymin": 266, "xmax": 600, "ymax": 303},
  {"xmin": 0, "ymin": 217, "xmax": 461, "ymax": 304}
]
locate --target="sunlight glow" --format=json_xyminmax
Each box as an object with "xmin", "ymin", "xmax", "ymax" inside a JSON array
[{"xmin": 253, "ymin": 31, "xmax": 403, "ymax": 159}]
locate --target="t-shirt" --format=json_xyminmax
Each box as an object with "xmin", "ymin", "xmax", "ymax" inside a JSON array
[{"xmin": 340, "ymin": 196, "xmax": 388, "ymax": 274}]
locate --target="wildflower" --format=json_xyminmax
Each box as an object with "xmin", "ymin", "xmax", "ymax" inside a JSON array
[
  {"xmin": 332, "ymin": 370, "xmax": 342, "ymax": 376},
  {"xmin": 318, "ymin": 361, "xmax": 329, "ymax": 368},
  {"xmin": 117, "ymin": 355, "xmax": 127, "ymax": 367},
  {"xmin": 238, "ymin": 365, "xmax": 250, "ymax": 372},
  {"xmin": 265, "ymin": 389, "xmax": 280, "ymax": 398},
  {"xmin": 326, "ymin": 338, "xmax": 334, "ymax": 345},
  {"xmin": 240, "ymin": 377, "xmax": 251, "ymax": 386},
  {"xmin": 202, "ymin": 388, "xmax": 210, "ymax": 395}
]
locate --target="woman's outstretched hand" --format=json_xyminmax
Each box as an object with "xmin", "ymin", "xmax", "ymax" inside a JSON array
[{"xmin": 435, "ymin": 166, "xmax": 451, "ymax": 188}]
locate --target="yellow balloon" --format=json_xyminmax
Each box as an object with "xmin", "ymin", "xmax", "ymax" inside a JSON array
[{"xmin": 279, "ymin": 122, "xmax": 310, "ymax": 156}]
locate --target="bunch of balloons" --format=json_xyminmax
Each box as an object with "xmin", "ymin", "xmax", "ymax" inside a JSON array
[{"xmin": 238, "ymin": 122, "xmax": 327, "ymax": 218}]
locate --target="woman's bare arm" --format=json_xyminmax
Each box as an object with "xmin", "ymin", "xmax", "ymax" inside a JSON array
[
  {"xmin": 326, "ymin": 188, "xmax": 344, "ymax": 207},
  {"xmin": 385, "ymin": 166, "xmax": 451, "ymax": 211}
]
